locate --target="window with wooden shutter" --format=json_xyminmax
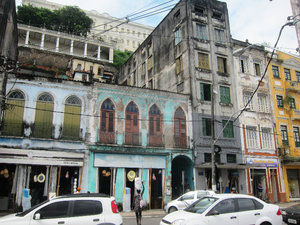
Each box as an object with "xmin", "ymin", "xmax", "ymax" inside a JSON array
[
  {"xmin": 100, "ymin": 99, "xmax": 115, "ymax": 143},
  {"xmin": 63, "ymin": 95, "xmax": 81, "ymax": 140},
  {"xmin": 125, "ymin": 101, "xmax": 139, "ymax": 145},
  {"xmin": 220, "ymin": 86, "xmax": 231, "ymax": 104},
  {"xmin": 34, "ymin": 93, "xmax": 54, "ymax": 138},
  {"xmin": 2, "ymin": 90, "xmax": 25, "ymax": 136},
  {"xmin": 198, "ymin": 52, "xmax": 209, "ymax": 70}
]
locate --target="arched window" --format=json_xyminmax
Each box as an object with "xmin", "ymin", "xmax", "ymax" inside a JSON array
[
  {"xmin": 148, "ymin": 104, "xmax": 163, "ymax": 146},
  {"xmin": 100, "ymin": 99, "xmax": 115, "ymax": 143},
  {"xmin": 33, "ymin": 93, "xmax": 54, "ymax": 138},
  {"xmin": 174, "ymin": 107, "xmax": 187, "ymax": 147},
  {"xmin": 2, "ymin": 90, "xmax": 25, "ymax": 136},
  {"xmin": 125, "ymin": 101, "xmax": 139, "ymax": 145},
  {"xmin": 63, "ymin": 96, "xmax": 82, "ymax": 140}
]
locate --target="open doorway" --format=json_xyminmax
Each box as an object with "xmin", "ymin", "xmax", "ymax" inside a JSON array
[
  {"xmin": 125, "ymin": 168, "xmax": 139, "ymax": 209},
  {"xmin": 150, "ymin": 169, "xmax": 163, "ymax": 209},
  {"xmin": 58, "ymin": 167, "xmax": 79, "ymax": 196},
  {"xmin": 99, "ymin": 167, "xmax": 113, "ymax": 195}
]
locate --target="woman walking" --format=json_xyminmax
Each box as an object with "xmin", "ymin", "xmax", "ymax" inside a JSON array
[{"xmin": 133, "ymin": 181, "xmax": 144, "ymax": 225}]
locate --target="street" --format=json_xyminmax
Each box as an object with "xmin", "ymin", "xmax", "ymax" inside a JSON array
[{"xmin": 123, "ymin": 214, "xmax": 163, "ymax": 225}]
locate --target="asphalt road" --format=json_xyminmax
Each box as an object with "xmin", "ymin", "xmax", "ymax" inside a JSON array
[{"xmin": 123, "ymin": 214, "xmax": 163, "ymax": 225}]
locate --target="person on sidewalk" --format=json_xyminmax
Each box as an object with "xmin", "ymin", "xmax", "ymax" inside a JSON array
[
  {"xmin": 133, "ymin": 181, "xmax": 144, "ymax": 225},
  {"xmin": 257, "ymin": 183, "xmax": 263, "ymax": 199}
]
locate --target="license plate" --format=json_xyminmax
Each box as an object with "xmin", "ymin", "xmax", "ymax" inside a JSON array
[{"xmin": 288, "ymin": 218, "xmax": 297, "ymax": 224}]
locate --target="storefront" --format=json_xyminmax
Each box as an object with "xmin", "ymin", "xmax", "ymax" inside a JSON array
[
  {"xmin": 0, "ymin": 148, "xmax": 85, "ymax": 211},
  {"xmin": 246, "ymin": 157, "xmax": 286, "ymax": 203},
  {"xmin": 282, "ymin": 163, "xmax": 300, "ymax": 202}
]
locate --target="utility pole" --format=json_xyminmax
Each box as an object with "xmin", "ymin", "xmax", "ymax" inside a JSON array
[
  {"xmin": 211, "ymin": 83, "xmax": 216, "ymax": 192},
  {"xmin": 0, "ymin": 0, "xmax": 18, "ymax": 131}
]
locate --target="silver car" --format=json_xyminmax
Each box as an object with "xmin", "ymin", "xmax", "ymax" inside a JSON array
[{"xmin": 165, "ymin": 190, "xmax": 215, "ymax": 213}]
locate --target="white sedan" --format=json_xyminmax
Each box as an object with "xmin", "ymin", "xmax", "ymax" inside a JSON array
[
  {"xmin": 161, "ymin": 194, "xmax": 282, "ymax": 225},
  {"xmin": 165, "ymin": 190, "xmax": 215, "ymax": 213}
]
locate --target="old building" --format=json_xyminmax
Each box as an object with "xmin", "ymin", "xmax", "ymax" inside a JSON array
[
  {"xmin": 268, "ymin": 50, "xmax": 300, "ymax": 202},
  {"xmin": 22, "ymin": 0, "xmax": 154, "ymax": 51},
  {"xmin": 232, "ymin": 39, "xmax": 286, "ymax": 203},
  {"xmin": 118, "ymin": 0, "xmax": 243, "ymax": 195}
]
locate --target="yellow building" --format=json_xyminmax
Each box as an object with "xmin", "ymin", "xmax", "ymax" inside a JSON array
[{"xmin": 268, "ymin": 50, "xmax": 300, "ymax": 202}]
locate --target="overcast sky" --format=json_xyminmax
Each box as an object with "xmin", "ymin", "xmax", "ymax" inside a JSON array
[{"xmin": 16, "ymin": 0, "xmax": 298, "ymax": 54}]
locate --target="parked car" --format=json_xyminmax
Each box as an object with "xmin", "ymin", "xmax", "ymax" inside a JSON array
[
  {"xmin": 161, "ymin": 194, "xmax": 282, "ymax": 225},
  {"xmin": 0, "ymin": 193, "xmax": 123, "ymax": 225},
  {"xmin": 281, "ymin": 203, "xmax": 300, "ymax": 225},
  {"xmin": 165, "ymin": 190, "xmax": 215, "ymax": 213}
]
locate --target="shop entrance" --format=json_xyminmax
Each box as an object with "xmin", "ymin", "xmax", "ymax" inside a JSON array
[
  {"xmin": 99, "ymin": 167, "xmax": 113, "ymax": 195},
  {"xmin": 125, "ymin": 168, "xmax": 139, "ymax": 209},
  {"xmin": 29, "ymin": 165, "xmax": 47, "ymax": 206},
  {"xmin": 58, "ymin": 166, "xmax": 80, "ymax": 196},
  {"xmin": 171, "ymin": 155, "xmax": 193, "ymax": 199},
  {"xmin": 287, "ymin": 169, "xmax": 300, "ymax": 198},
  {"xmin": 150, "ymin": 169, "xmax": 163, "ymax": 209},
  {"xmin": 251, "ymin": 169, "xmax": 266, "ymax": 199},
  {"xmin": 0, "ymin": 164, "xmax": 16, "ymax": 211}
]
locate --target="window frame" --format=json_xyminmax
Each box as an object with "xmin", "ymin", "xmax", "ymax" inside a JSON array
[
  {"xmin": 176, "ymin": 55, "xmax": 183, "ymax": 75},
  {"xmin": 280, "ymin": 125, "xmax": 289, "ymax": 146},
  {"xmin": 200, "ymin": 82, "xmax": 211, "ymax": 101},
  {"xmin": 217, "ymin": 56, "xmax": 228, "ymax": 74},
  {"xmin": 293, "ymin": 127, "xmax": 300, "ymax": 147},
  {"xmin": 276, "ymin": 95, "xmax": 283, "ymax": 108},
  {"xmin": 175, "ymin": 27, "xmax": 182, "ymax": 45},
  {"xmin": 222, "ymin": 120, "xmax": 234, "ymax": 138},
  {"xmin": 198, "ymin": 52, "xmax": 210, "ymax": 70},
  {"xmin": 220, "ymin": 86, "xmax": 231, "ymax": 104},
  {"xmin": 202, "ymin": 117, "xmax": 212, "ymax": 136},
  {"xmin": 284, "ymin": 68, "xmax": 291, "ymax": 81},
  {"xmin": 272, "ymin": 65, "xmax": 280, "ymax": 78},
  {"xmin": 246, "ymin": 125, "xmax": 259, "ymax": 149},
  {"xmin": 196, "ymin": 23, "xmax": 208, "ymax": 40}
]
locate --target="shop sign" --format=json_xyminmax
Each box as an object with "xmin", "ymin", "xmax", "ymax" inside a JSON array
[{"xmin": 246, "ymin": 158, "xmax": 277, "ymax": 167}]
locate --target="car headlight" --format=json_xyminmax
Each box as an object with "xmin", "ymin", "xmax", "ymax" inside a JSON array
[{"xmin": 172, "ymin": 219, "xmax": 186, "ymax": 225}]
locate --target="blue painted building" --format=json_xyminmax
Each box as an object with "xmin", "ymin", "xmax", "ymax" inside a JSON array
[{"xmin": 87, "ymin": 84, "xmax": 193, "ymax": 209}]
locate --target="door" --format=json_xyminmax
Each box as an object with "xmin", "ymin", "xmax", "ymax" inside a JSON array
[
  {"xmin": 31, "ymin": 201, "xmax": 70, "ymax": 225},
  {"xmin": 68, "ymin": 200, "xmax": 104, "ymax": 225},
  {"xmin": 205, "ymin": 199, "xmax": 239, "ymax": 225},
  {"xmin": 236, "ymin": 198, "xmax": 262, "ymax": 225}
]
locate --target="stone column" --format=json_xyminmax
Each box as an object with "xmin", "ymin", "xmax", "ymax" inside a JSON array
[
  {"xmin": 70, "ymin": 39, "xmax": 74, "ymax": 55},
  {"xmin": 55, "ymin": 37, "xmax": 60, "ymax": 52},
  {"xmin": 25, "ymin": 30, "xmax": 30, "ymax": 46},
  {"xmin": 97, "ymin": 45, "xmax": 101, "ymax": 60},
  {"xmin": 40, "ymin": 33, "xmax": 45, "ymax": 49}
]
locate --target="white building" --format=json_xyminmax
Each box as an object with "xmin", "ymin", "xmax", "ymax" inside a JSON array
[{"xmin": 22, "ymin": 0, "xmax": 154, "ymax": 52}]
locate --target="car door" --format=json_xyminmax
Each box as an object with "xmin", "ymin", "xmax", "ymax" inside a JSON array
[
  {"xmin": 67, "ymin": 199, "xmax": 105, "ymax": 225},
  {"xmin": 204, "ymin": 199, "xmax": 239, "ymax": 225},
  {"xmin": 30, "ymin": 200, "xmax": 70, "ymax": 225},
  {"xmin": 178, "ymin": 192, "xmax": 196, "ymax": 210},
  {"xmin": 236, "ymin": 198, "xmax": 263, "ymax": 225}
]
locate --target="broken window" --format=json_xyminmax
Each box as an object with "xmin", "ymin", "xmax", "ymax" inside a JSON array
[
  {"xmin": 217, "ymin": 56, "xmax": 228, "ymax": 74},
  {"xmin": 240, "ymin": 57, "xmax": 248, "ymax": 73},
  {"xmin": 200, "ymin": 83, "xmax": 211, "ymax": 101}
]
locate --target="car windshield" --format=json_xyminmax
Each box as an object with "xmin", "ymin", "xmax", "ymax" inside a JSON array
[
  {"xmin": 185, "ymin": 197, "xmax": 217, "ymax": 214},
  {"xmin": 16, "ymin": 200, "xmax": 49, "ymax": 217}
]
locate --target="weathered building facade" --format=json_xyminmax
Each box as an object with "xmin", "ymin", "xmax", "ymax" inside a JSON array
[
  {"xmin": 268, "ymin": 50, "xmax": 300, "ymax": 202},
  {"xmin": 232, "ymin": 40, "xmax": 286, "ymax": 203},
  {"xmin": 118, "ymin": 0, "xmax": 243, "ymax": 195}
]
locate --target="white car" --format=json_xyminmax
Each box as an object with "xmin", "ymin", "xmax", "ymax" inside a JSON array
[
  {"xmin": 161, "ymin": 194, "xmax": 282, "ymax": 225},
  {"xmin": 165, "ymin": 190, "xmax": 215, "ymax": 213},
  {"xmin": 0, "ymin": 193, "xmax": 123, "ymax": 225}
]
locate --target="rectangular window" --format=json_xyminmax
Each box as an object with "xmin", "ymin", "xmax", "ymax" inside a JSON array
[
  {"xmin": 222, "ymin": 120, "xmax": 234, "ymax": 138},
  {"xmin": 198, "ymin": 52, "xmax": 210, "ymax": 70},
  {"xmin": 281, "ymin": 125, "xmax": 289, "ymax": 146},
  {"xmin": 148, "ymin": 55, "xmax": 153, "ymax": 71},
  {"xmin": 258, "ymin": 94, "xmax": 269, "ymax": 113},
  {"xmin": 294, "ymin": 127, "xmax": 300, "ymax": 147},
  {"xmin": 284, "ymin": 68, "xmax": 291, "ymax": 80},
  {"xmin": 175, "ymin": 27, "xmax": 182, "ymax": 45},
  {"xmin": 276, "ymin": 95, "xmax": 283, "ymax": 108},
  {"xmin": 63, "ymin": 105, "xmax": 81, "ymax": 140},
  {"xmin": 215, "ymin": 29, "xmax": 225, "ymax": 43},
  {"xmin": 200, "ymin": 83, "xmax": 211, "ymax": 101},
  {"xmin": 243, "ymin": 92, "xmax": 254, "ymax": 111},
  {"xmin": 240, "ymin": 57, "xmax": 248, "ymax": 73},
  {"xmin": 246, "ymin": 126, "xmax": 259, "ymax": 149},
  {"xmin": 220, "ymin": 86, "xmax": 231, "ymax": 104},
  {"xmin": 289, "ymin": 98, "xmax": 296, "ymax": 109},
  {"xmin": 217, "ymin": 56, "xmax": 228, "ymax": 74},
  {"xmin": 141, "ymin": 62, "xmax": 146, "ymax": 79},
  {"xmin": 204, "ymin": 153, "xmax": 220, "ymax": 163},
  {"xmin": 227, "ymin": 154, "xmax": 236, "ymax": 163},
  {"xmin": 202, "ymin": 118, "xmax": 211, "ymax": 136},
  {"xmin": 261, "ymin": 127, "xmax": 273, "ymax": 149},
  {"xmin": 176, "ymin": 56, "xmax": 183, "ymax": 74},
  {"xmin": 296, "ymin": 71, "xmax": 300, "ymax": 82},
  {"xmin": 272, "ymin": 65, "xmax": 279, "ymax": 78},
  {"xmin": 254, "ymin": 63, "xmax": 261, "ymax": 76},
  {"xmin": 196, "ymin": 24, "xmax": 208, "ymax": 40}
]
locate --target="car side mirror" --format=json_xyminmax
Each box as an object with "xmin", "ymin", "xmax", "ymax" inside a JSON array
[
  {"xmin": 34, "ymin": 213, "xmax": 41, "ymax": 220},
  {"xmin": 208, "ymin": 210, "xmax": 219, "ymax": 216}
]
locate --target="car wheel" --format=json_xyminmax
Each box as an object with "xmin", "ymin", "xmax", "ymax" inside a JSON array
[
  {"xmin": 260, "ymin": 222, "xmax": 271, "ymax": 225},
  {"xmin": 168, "ymin": 207, "xmax": 178, "ymax": 213}
]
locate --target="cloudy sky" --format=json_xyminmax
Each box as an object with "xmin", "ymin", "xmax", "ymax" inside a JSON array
[{"xmin": 16, "ymin": 0, "xmax": 298, "ymax": 54}]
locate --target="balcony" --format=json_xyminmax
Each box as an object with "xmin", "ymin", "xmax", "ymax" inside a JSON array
[
  {"xmin": 99, "ymin": 131, "xmax": 116, "ymax": 144},
  {"xmin": 148, "ymin": 134, "xmax": 164, "ymax": 147},
  {"xmin": 174, "ymin": 136, "xmax": 187, "ymax": 148},
  {"xmin": 124, "ymin": 132, "xmax": 140, "ymax": 146},
  {"xmin": 290, "ymin": 109, "xmax": 300, "ymax": 121}
]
